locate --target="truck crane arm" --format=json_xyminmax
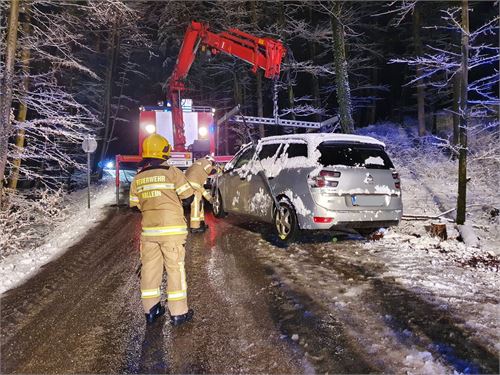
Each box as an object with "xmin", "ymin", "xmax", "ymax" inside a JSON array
[{"xmin": 168, "ymin": 21, "xmax": 286, "ymax": 151}]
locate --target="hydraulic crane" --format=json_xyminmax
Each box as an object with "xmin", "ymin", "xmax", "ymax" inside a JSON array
[{"xmin": 167, "ymin": 21, "xmax": 286, "ymax": 151}]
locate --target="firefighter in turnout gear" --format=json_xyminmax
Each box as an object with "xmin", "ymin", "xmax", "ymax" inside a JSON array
[
  {"xmin": 185, "ymin": 156, "xmax": 217, "ymax": 233},
  {"xmin": 129, "ymin": 134, "xmax": 195, "ymax": 326}
]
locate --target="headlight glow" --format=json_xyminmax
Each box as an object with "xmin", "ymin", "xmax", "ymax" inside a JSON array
[
  {"xmin": 145, "ymin": 124, "xmax": 156, "ymax": 134},
  {"xmin": 106, "ymin": 161, "xmax": 114, "ymax": 169},
  {"xmin": 198, "ymin": 126, "xmax": 208, "ymax": 137}
]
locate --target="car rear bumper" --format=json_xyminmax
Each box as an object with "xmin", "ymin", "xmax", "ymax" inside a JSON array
[{"xmin": 299, "ymin": 207, "xmax": 403, "ymax": 230}]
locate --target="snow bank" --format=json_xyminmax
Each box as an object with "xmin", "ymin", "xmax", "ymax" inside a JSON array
[
  {"xmin": 0, "ymin": 177, "xmax": 115, "ymax": 295},
  {"xmin": 358, "ymin": 120, "xmax": 499, "ymax": 255}
]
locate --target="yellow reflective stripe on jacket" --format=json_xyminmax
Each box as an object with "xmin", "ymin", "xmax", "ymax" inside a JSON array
[
  {"xmin": 176, "ymin": 183, "xmax": 191, "ymax": 194},
  {"xmin": 168, "ymin": 290, "xmax": 187, "ymax": 301},
  {"xmin": 142, "ymin": 225, "xmax": 188, "ymax": 236},
  {"xmin": 203, "ymin": 164, "xmax": 213, "ymax": 172},
  {"xmin": 189, "ymin": 181, "xmax": 202, "ymax": 189},
  {"xmin": 141, "ymin": 288, "xmax": 160, "ymax": 299},
  {"xmin": 202, "ymin": 190, "xmax": 212, "ymax": 200},
  {"xmin": 190, "ymin": 217, "xmax": 201, "ymax": 221},
  {"xmin": 136, "ymin": 183, "xmax": 175, "ymax": 193},
  {"xmin": 129, "ymin": 195, "xmax": 139, "ymax": 203}
]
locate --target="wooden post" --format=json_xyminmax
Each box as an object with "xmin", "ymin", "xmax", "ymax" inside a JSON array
[{"xmin": 425, "ymin": 223, "xmax": 448, "ymax": 240}]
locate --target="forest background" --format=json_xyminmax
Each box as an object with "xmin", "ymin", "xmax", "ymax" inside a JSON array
[{"xmin": 0, "ymin": 0, "xmax": 498, "ymax": 253}]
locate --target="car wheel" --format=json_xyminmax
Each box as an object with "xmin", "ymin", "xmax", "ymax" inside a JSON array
[
  {"xmin": 273, "ymin": 198, "xmax": 299, "ymax": 242},
  {"xmin": 212, "ymin": 190, "xmax": 227, "ymax": 218}
]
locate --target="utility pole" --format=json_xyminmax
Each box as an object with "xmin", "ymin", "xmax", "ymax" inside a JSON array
[{"xmin": 0, "ymin": 0, "xmax": 20, "ymax": 189}]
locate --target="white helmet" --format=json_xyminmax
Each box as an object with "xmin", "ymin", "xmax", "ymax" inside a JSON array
[{"xmin": 205, "ymin": 155, "xmax": 215, "ymax": 164}]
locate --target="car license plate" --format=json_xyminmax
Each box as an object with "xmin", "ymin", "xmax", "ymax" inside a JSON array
[{"xmin": 351, "ymin": 195, "xmax": 385, "ymax": 207}]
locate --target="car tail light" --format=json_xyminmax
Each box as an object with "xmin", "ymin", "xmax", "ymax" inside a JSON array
[
  {"xmin": 319, "ymin": 170, "xmax": 341, "ymax": 178},
  {"xmin": 311, "ymin": 170, "xmax": 340, "ymax": 188},
  {"xmin": 392, "ymin": 171, "xmax": 401, "ymax": 189},
  {"xmin": 314, "ymin": 217, "xmax": 333, "ymax": 223}
]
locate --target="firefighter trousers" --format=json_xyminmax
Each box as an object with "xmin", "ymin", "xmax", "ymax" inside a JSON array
[
  {"xmin": 190, "ymin": 191, "xmax": 204, "ymax": 229},
  {"xmin": 140, "ymin": 240, "xmax": 188, "ymax": 316}
]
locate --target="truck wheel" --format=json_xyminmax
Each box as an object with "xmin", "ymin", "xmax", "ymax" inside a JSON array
[
  {"xmin": 273, "ymin": 198, "xmax": 299, "ymax": 243},
  {"xmin": 212, "ymin": 190, "xmax": 227, "ymax": 218}
]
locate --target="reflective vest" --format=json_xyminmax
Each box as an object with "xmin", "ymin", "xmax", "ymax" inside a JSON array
[{"xmin": 130, "ymin": 162, "xmax": 194, "ymax": 242}]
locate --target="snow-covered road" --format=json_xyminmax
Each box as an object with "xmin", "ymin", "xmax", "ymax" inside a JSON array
[{"xmin": 1, "ymin": 205, "xmax": 498, "ymax": 374}]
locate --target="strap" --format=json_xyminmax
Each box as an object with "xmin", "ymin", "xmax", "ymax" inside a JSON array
[{"xmin": 137, "ymin": 164, "xmax": 170, "ymax": 175}]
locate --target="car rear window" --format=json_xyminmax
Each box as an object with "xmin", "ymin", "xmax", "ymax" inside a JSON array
[{"xmin": 317, "ymin": 142, "xmax": 394, "ymax": 169}]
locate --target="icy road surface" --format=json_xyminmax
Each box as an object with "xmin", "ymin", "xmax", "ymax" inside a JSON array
[{"xmin": 1, "ymin": 208, "xmax": 498, "ymax": 374}]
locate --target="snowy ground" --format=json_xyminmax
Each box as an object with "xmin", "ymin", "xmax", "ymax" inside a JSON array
[
  {"xmin": 0, "ymin": 123, "xmax": 498, "ymax": 373},
  {"xmin": 358, "ymin": 121, "xmax": 499, "ymax": 255},
  {"xmin": 0, "ymin": 175, "xmax": 116, "ymax": 294}
]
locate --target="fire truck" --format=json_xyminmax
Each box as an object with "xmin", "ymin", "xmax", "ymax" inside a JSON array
[{"xmin": 114, "ymin": 21, "xmax": 286, "ymax": 203}]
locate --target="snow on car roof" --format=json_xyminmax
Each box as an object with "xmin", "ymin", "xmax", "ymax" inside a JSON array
[{"xmin": 259, "ymin": 133, "xmax": 386, "ymax": 148}]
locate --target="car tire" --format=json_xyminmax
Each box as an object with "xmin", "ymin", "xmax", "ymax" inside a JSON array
[
  {"xmin": 273, "ymin": 197, "xmax": 299, "ymax": 243},
  {"xmin": 212, "ymin": 189, "xmax": 227, "ymax": 218}
]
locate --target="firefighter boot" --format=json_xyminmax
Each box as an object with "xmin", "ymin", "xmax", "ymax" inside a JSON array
[
  {"xmin": 145, "ymin": 302, "xmax": 166, "ymax": 325},
  {"xmin": 170, "ymin": 309, "xmax": 194, "ymax": 326},
  {"xmin": 190, "ymin": 223, "xmax": 208, "ymax": 234}
]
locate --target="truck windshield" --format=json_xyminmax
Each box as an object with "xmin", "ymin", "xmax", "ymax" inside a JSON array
[{"xmin": 317, "ymin": 142, "xmax": 394, "ymax": 169}]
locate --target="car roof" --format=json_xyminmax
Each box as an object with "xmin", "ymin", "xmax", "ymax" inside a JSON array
[{"xmin": 259, "ymin": 133, "xmax": 386, "ymax": 148}]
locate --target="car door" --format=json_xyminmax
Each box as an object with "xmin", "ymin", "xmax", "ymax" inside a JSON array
[
  {"xmin": 244, "ymin": 142, "xmax": 282, "ymax": 221},
  {"xmin": 221, "ymin": 146, "xmax": 256, "ymax": 213}
]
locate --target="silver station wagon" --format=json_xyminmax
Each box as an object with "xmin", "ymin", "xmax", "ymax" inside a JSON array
[{"xmin": 212, "ymin": 133, "xmax": 403, "ymax": 242}]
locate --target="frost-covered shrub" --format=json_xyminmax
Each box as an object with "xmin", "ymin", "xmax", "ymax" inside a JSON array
[
  {"xmin": 357, "ymin": 121, "xmax": 500, "ymax": 224},
  {"xmin": 0, "ymin": 190, "xmax": 66, "ymax": 258}
]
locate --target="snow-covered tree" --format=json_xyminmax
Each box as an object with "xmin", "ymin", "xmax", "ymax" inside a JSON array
[{"xmin": 391, "ymin": 1, "xmax": 499, "ymax": 224}]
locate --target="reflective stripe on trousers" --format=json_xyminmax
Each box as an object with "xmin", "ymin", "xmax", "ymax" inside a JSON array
[
  {"xmin": 141, "ymin": 287, "xmax": 161, "ymax": 299},
  {"xmin": 190, "ymin": 191, "xmax": 204, "ymax": 228},
  {"xmin": 140, "ymin": 241, "xmax": 189, "ymax": 316}
]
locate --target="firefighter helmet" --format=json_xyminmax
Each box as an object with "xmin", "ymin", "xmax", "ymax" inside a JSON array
[{"xmin": 142, "ymin": 134, "xmax": 171, "ymax": 159}]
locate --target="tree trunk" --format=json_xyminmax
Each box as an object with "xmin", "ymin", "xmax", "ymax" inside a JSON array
[
  {"xmin": 330, "ymin": 2, "xmax": 354, "ymax": 134},
  {"xmin": 256, "ymin": 70, "xmax": 264, "ymax": 137},
  {"xmin": 456, "ymin": 0, "xmax": 469, "ymax": 225},
  {"xmin": 96, "ymin": 18, "xmax": 120, "ymax": 174},
  {"xmin": 251, "ymin": 1, "xmax": 265, "ymax": 138},
  {"xmin": 308, "ymin": 6, "xmax": 322, "ymax": 124},
  {"xmin": 413, "ymin": 3, "xmax": 426, "ymax": 136},
  {"xmin": 9, "ymin": 6, "xmax": 31, "ymax": 190},
  {"xmin": 452, "ymin": 72, "xmax": 461, "ymax": 145},
  {"xmin": 368, "ymin": 68, "xmax": 378, "ymax": 124},
  {"xmin": 0, "ymin": 0, "xmax": 20, "ymax": 189}
]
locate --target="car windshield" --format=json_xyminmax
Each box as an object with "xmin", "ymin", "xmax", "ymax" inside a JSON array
[{"xmin": 317, "ymin": 142, "xmax": 394, "ymax": 169}]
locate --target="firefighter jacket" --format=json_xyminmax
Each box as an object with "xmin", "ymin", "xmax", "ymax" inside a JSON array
[
  {"xmin": 185, "ymin": 159, "xmax": 215, "ymax": 203},
  {"xmin": 129, "ymin": 161, "xmax": 194, "ymax": 242}
]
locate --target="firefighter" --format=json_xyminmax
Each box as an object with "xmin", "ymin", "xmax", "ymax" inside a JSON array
[
  {"xmin": 185, "ymin": 155, "xmax": 217, "ymax": 233},
  {"xmin": 129, "ymin": 134, "xmax": 195, "ymax": 326}
]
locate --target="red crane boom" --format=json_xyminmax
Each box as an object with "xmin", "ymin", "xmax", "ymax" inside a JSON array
[{"xmin": 168, "ymin": 21, "xmax": 286, "ymax": 151}]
